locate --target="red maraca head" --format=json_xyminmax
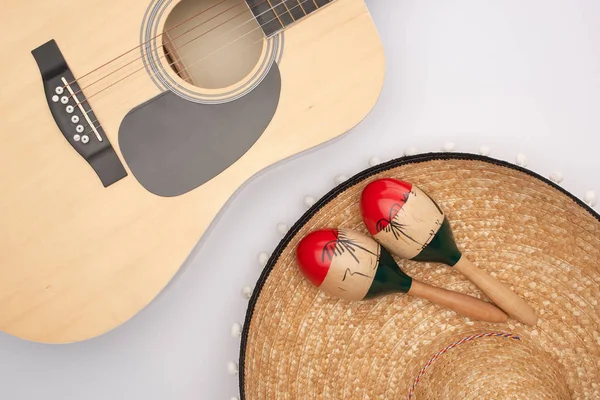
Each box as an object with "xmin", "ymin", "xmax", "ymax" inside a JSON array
[
  {"xmin": 360, "ymin": 177, "xmax": 461, "ymax": 264},
  {"xmin": 295, "ymin": 228, "xmax": 339, "ymax": 287},
  {"xmin": 296, "ymin": 228, "xmax": 398, "ymax": 301},
  {"xmin": 360, "ymin": 178, "xmax": 413, "ymax": 235}
]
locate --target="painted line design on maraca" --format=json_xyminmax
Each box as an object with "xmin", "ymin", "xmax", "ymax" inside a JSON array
[
  {"xmin": 360, "ymin": 178, "xmax": 537, "ymax": 326},
  {"xmin": 296, "ymin": 228, "xmax": 508, "ymax": 323},
  {"xmin": 321, "ymin": 229, "xmax": 379, "ymax": 270},
  {"xmin": 296, "ymin": 228, "xmax": 409, "ymax": 301},
  {"xmin": 322, "ymin": 230, "xmax": 375, "ymax": 293},
  {"xmin": 361, "ymin": 178, "xmax": 462, "ymax": 266},
  {"xmin": 375, "ymin": 189, "xmax": 443, "ymax": 252}
]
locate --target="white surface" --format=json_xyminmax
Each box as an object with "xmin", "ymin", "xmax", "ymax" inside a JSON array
[{"xmin": 2, "ymin": 1, "xmax": 600, "ymax": 399}]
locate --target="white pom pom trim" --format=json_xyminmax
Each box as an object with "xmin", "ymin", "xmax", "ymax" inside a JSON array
[
  {"xmin": 231, "ymin": 322, "xmax": 242, "ymax": 338},
  {"xmin": 303, "ymin": 195, "xmax": 316, "ymax": 207},
  {"xmin": 442, "ymin": 142, "xmax": 456, "ymax": 152},
  {"xmin": 369, "ymin": 156, "xmax": 381, "ymax": 167},
  {"xmin": 257, "ymin": 251, "xmax": 269, "ymax": 267},
  {"xmin": 276, "ymin": 222, "xmax": 288, "ymax": 235},
  {"xmin": 227, "ymin": 361, "xmax": 238, "ymax": 375},
  {"xmin": 478, "ymin": 145, "xmax": 491, "ymax": 156},
  {"xmin": 334, "ymin": 174, "xmax": 348, "ymax": 185},
  {"xmin": 515, "ymin": 153, "xmax": 528, "ymax": 167},
  {"xmin": 241, "ymin": 285, "xmax": 253, "ymax": 300},
  {"xmin": 549, "ymin": 172, "xmax": 564, "ymax": 184},
  {"xmin": 584, "ymin": 191, "xmax": 597, "ymax": 207},
  {"xmin": 404, "ymin": 147, "xmax": 418, "ymax": 156}
]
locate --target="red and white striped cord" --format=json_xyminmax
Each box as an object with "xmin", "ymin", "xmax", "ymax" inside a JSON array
[{"xmin": 408, "ymin": 332, "xmax": 521, "ymax": 399}]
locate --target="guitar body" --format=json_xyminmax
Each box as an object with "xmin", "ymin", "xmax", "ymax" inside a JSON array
[{"xmin": 0, "ymin": 0, "xmax": 385, "ymax": 343}]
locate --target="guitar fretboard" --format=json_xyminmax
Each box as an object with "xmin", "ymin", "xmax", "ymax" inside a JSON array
[{"xmin": 246, "ymin": 0, "xmax": 333, "ymax": 37}]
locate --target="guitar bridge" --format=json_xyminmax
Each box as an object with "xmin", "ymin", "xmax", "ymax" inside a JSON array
[{"xmin": 31, "ymin": 40, "xmax": 127, "ymax": 187}]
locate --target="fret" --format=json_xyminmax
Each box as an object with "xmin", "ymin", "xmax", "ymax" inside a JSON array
[
  {"xmin": 281, "ymin": 0, "xmax": 296, "ymax": 22},
  {"xmin": 265, "ymin": 0, "xmax": 285, "ymax": 27},
  {"xmin": 246, "ymin": 0, "xmax": 283, "ymax": 37},
  {"xmin": 270, "ymin": 0, "xmax": 294, "ymax": 26},
  {"xmin": 284, "ymin": 0, "xmax": 307, "ymax": 21},
  {"xmin": 301, "ymin": 0, "xmax": 318, "ymax": 14},
  {"xmin": 246, "ymin": 0, "xmax": 335, "ymax": 37}
]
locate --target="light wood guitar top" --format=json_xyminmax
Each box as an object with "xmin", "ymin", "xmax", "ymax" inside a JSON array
[{"xmin": 0, "ymin": 0, "xmax": 385, "ymax": 343}]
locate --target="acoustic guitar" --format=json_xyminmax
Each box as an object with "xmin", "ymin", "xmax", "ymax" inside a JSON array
[{"xmin": 0, "ymin": 0, "xmax": 385, "ymax": 343}]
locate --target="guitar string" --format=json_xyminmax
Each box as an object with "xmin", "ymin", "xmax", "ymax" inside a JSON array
[
  {"xmin": 80, "ymin": 19, "xmax": 273, "ymax": 136},
  {"xmin": 68, "ymin": 0, "xmax": 259, "ymax": 97},
  {"xmin": 283, "ymin": 2, "xmax": 308, "ymax": 22},
  {"xmin": 63, "ymin": 0, "xmax": 231, "ymax": 86},
  {"xmin": 76, "ymin": 0, "xmax": 330, "ymax": 138},
  {"xmin": 67, "ymin": 0, "xmax": 306, "ymax": 109},
  {"xmin": 265, "ymin": 0, "xmax": 286, "ymax": 27},
  {"xmin": 68, "ymin": 0, "xmax": 280, "ymax": 100},
  {"xmin": 70, "ymin": 0, "xmax": 322, "ymax": 140}
]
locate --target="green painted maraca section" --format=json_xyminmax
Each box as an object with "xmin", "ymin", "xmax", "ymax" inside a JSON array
[
  {"xmin": 365, "ymin": 246, "xmax": 413, "ymax": 299},
  {"xmin": 412, "ymin": 217, "xmax": 462, "ymax": 266}
]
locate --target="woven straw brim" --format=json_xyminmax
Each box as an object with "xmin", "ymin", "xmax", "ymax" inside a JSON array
[{"xmin": 240, "ymin": 153, "xmax": 600, "ymax": 399}]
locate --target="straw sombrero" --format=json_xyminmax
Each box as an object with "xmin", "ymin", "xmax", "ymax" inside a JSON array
[{"xmin": 239, "ymin": 153, "xmax": 600, "ymax": 399}]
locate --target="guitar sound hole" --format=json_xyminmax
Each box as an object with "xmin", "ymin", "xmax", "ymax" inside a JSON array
[{"xmin": 163, "ymin": 0, "xmax": 265, "ymax": 90}]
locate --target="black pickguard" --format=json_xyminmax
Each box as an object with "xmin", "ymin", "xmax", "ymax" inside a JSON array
[{"xmin": 118, "ymin": 64, "xmax": 281, "ymax": 197}]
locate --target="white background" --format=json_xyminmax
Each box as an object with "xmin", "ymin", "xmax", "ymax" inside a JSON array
[{"xmin": 1, "ymin": 0, "xmax": 599, "ymax": 399}]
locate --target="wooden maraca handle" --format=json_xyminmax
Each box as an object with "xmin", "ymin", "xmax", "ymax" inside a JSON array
[
  {"xmin": 454, "ymin": 257, "xmax": 538, "ymax": 326},
  {"xmin": 408, "ymin": 280, "xmax": 508, "ymax": 323}
]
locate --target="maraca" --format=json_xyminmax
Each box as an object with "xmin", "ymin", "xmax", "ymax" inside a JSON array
[
  {"xmin": 360, "ymin": 178, "xmax": 538, "ymax": 326},
  {"xmin": 296, "ymin": 228, "xmax": 507, "ymax": 323}
]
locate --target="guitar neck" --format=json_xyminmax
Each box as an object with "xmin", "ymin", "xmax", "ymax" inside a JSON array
[{"xmin": 246, "ymin": 0, "xmax": 335, "ymax": 37}]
